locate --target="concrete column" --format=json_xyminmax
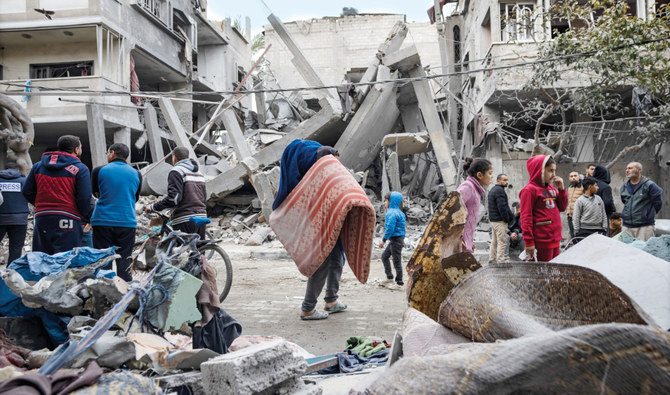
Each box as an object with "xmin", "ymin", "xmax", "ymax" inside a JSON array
[
  {"xmin": 113, "ymin": 127, "xmax": 131, "ymax": 162},
  {"xmin": 86, "ymin": 103, "xmax": 107, "ymax": 168},
  {"xmin": 157, "ymin": 97, "xmax": 196, "ymax": 159},
  {"xmin": 143, "ymin": 103, "xmax": 165, "ymax": 162}
]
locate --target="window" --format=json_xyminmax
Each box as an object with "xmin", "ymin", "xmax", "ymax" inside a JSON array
[
  {"xmin": 453, "ymin": 26, "xmax": 461, "ymax": 72},
  {"xmin": 29, "ymin": 61, "xmax": 93, "ymax": 79},
  {"xmin": 500, "ymin": 3, "xmax": 535, "ymax": 41}
]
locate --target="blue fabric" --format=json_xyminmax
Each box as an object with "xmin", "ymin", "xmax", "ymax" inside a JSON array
[
  {"xmin": 91, "ymin": 161, "xmax": 141, "ymax": 228},
  {"xmin": 272, "ymin": 139, "xmax": 322, "ymax": 210},
  {"xmin": 318, "ymin": 349, "xmax": 389, "ymax": 374},
  {"xmin": 383, "ymin": 191, "xmax": 406, "ymax": 240},
  {"xmin": 0, "ymin": 247, "xmax": 117, "ymax": 344},
  {"xmin": 0, "ymin": 169, "xmax": 29, "ymax": 225}
]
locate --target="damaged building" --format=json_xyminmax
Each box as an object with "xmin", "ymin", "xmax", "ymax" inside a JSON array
[{"xmin": 0, "ymin": 0, "xmax": 251, "ymax": 170}]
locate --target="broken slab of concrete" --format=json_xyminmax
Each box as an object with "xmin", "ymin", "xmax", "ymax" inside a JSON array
[
  {"xmin": 382, "ymin": 132, "xmax": 431, "ymax": 156},
  {"xmin": 406, "ymin": 191, "xmax": 467, "ymax": 321},
  {"xmin": 334, "ymin": 65, "xmax": 400, "ymax": 172},
  {"xmin": 550, "ymin": 234, "xmax": 670, "ymax": 330},
  {"xmin": 201, "ymin": 340, "xmax": 313, "ymax": 395},
  {"xmin": 206, "ymin": 99, "xmax": 342, "ymax": 201},
  {"xmin": 158, "ymin": 98, "xmax": 197, "ymax": 159},
  {"xmin": 246, "ymin": 226, "xmax": 273, "ymax": 246}
]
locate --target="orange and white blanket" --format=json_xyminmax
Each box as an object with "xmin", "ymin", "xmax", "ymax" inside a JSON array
[{"xmin": 269, "ymin": 155, "xmax": 376, "ymax": 283}]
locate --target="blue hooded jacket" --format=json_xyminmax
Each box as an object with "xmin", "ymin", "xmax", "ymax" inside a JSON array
[
  {"xmin": 272, "ymin": 139, "xmax": 322, "ymax": 210},
  {"xmin": 383, "ymin": 191, "xmax": 406, "ymax": 240}
]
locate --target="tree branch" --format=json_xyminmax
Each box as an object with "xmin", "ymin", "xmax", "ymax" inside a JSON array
[{"xmin": 605, "ymin": 136, "xmax": 650, "ymax": 169}]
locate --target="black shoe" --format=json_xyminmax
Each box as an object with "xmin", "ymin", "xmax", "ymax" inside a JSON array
[
  {"xmin": 386, "ymin": 276, "xmax": 394, "ymax": 280},
  {"xmin": 396, "ymin": 281, "xmax": 404, "ymax": 286}
]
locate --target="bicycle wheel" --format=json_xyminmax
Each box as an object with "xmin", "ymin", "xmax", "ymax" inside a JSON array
[{"xmin": 198, "ymin": 244, "xmax": 233, "ymax": 303}]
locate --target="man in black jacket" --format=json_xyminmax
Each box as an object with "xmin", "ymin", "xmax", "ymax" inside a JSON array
[
  {"xmin": 144, "ymin": 147, "xmax": 208, "ymax": 238},
  {"xmin": 488, "ymin": 174, "xmax": 514, "ymax": 263},
  {"xmin": 593, "ymin": 165, "xmax": 616, "ymax": 224}
]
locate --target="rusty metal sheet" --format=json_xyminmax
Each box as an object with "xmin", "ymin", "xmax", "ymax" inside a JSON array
[{"xmin": 406, "ymin": 191, "xmax": 468, "ymax": 321}]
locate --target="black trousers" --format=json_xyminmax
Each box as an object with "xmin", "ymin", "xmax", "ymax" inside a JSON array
[
  {"xmin": 574, "ymin": 228, "xmax": 605, "ymax": 244},
  {"xmin": 0, "ymin": 224, "xmax": 27, "ymax": 264},
  {"xmin": 174, "ymin": 221, "xmax": 206, "ymax": 240},
  {"xmin": 567, "ymin": 215, "xmax": 575, "ymax": 240},
  {"xmin": 92, "ymin": 226, "xmax": 136, "ymax": 282},
  {"xmin": 382, "ymin": 236, "xmax": 404, "ymax": 282},
  {"xmin": 33, "ymin": 214, "xmax": 82, "ymax": 255}
]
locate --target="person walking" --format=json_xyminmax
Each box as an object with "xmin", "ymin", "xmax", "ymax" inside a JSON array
[
  {"xmin": 519, "ymin": 155, "xmax": 567, "ymax": 261},
  {"xmin": 487, "ymin": 174, "xmax": 513, "ymax": 263},
  {"xmin": 566, "ymin": 171, "xmax": 584, "ymax": 240},
  {"xmin": 620, "ymin": 162, "xmax": 663, "ymax": 241},
  {"xmin": 0, "ymin": 162, "xmax": 30, "ymax": 263},
  {"xmin": 91, "ymin": 143, "xmax": 142, "ymax": 281},
  {"xmin": 572, "ymin": 177, "xmax": 608, "ymax": 243},
  {"xmin": 379, "ymin": 191, "xmax": 406, "ymax": 286},
  {"xmin": 271, "ymin": 140, "xmax": 345, "ymax": 320},
  {"xmin": 145, "ymin": 147, "xmax": 207, "ymax": 239},
  {"xmin": 22, "ymin": 135, "xmax": 92, "ymax": 254},
  {"xmin": 457, "ymin": 157, "xmax": 493, "ymax": 253},
  {"xmin": 592, "ymin": 165, "xmax": 616, "ymax": 220}
]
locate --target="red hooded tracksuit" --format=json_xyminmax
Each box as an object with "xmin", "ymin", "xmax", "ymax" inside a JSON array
[{"xmin": 519, "ymin": 155, "xmax": 568, "ymax": 261}]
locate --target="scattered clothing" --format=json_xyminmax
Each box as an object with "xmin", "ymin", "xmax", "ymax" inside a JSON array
[
  {"xmin": 0, "ymin": 361, "xmax": 103, "ymax": 395},
  {"xmin": 621, "ymin": 176, "xmax": 663, "ymax": 230},
  {"xmin": 519, "ymin": 155, "xmax": 567, "ymax": 259},
  {"xmin": 457, "ymin": 176, "xmax": 486, "ymax": 253},
  {"xmin": 192, "ymin": 309, "xmax": 242, "ymax": 355}
]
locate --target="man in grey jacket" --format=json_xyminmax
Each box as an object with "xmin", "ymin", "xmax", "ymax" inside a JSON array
[{"xmin": 572, "ymin": 177, "xmax": 608, "ymax": 243}]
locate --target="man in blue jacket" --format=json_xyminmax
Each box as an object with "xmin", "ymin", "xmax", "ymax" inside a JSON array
[
  {"xmin": 621, "ymin": 162, "xmax": 663, "ymax": 241},
  {"xmin": 91, "ymin": 143, "xmax": 142, "ymax": 281},
  {"xmin": 23, "ymin": 135, "xmax": 92, "ymax": 254},
  {"xmin": 0, "ymin": 162, "xmax": 30, "ymax": 263},
  {"xmin": 378, "ymin": 191, "xmax": 406, "ymax": 286}
]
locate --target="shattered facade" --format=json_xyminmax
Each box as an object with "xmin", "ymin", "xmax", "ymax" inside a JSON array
[{"xmin": 0, "ymin": 0, "xmax": 251, "ymax": 170}]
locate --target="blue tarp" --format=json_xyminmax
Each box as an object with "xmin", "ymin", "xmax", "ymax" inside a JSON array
[{"xmin": 0, "ymin": 247, "xmax": 117, "ymax": 345}]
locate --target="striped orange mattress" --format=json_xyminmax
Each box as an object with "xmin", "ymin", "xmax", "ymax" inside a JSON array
[{"xmin": 269, "ymin": 155, "xmax": 376, "ymax": 284}]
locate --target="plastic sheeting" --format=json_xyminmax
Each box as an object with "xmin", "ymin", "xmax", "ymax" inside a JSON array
[{"xmin": 0, "ymin": 247, "xmax": 117, "ymax": 345}]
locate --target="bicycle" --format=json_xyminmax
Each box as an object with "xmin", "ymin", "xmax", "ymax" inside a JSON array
[{"xmin": 132, "ymin": 212, "xmax": 233, "ymax": 302}]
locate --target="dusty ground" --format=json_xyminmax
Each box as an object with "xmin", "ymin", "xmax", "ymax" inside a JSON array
[{"xmin": 218, "ymin": 243, "xmax": 409, "ymax": 356}]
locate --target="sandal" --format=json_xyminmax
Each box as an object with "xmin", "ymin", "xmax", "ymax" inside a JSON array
[
  {"xmin": 324, "ymin": 301, "xmax": 347, "ymax": 313},
  {"xmin": 300, "ymin": 310, "xmax": 328, "ymax": 320}
]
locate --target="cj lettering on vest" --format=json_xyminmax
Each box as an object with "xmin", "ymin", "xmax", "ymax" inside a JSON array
[{"xmin": 59, "ymin": 219, "xmax": 74, "ymax": 229}]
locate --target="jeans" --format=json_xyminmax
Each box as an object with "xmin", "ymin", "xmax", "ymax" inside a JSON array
[
  {"xmin": 302, "ymin": 243, "xmax": 343, "ymax": 312},
  {"xmin": 0, "ymin": 224, "xmax": 27, "ymax": 264},
  {"xmin": 381, "ymin": 236, "xmax": 403, "ymax": 282}
]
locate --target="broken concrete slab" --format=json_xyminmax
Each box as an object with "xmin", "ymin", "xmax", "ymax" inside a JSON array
[
  {"xmin": 158, "ymin": 97, "xmax": 197, "ymax": 159},
  {"xmin": 143, "ymin": 103, "xmax": 166, "ymax": 162},
  {"xmin": 383, "ymin": 45, "xmax": 421, "ymax": 73},
  {"xmin": 220, "ymin": 109, "xmax": 253, "ymax": 160},
  {"xmin": 201, "ymin": 340, "xmax": 309, "ymax": 395},
  {"xmin": 382, "ymin": 132, "xmax": 430, "ymax": 156},
  {"xmin": 334, "ymin": 65, "xmax": 400, "ymax": 172},
  {"xmin": 386, "ymin": 151, "xmax": 401, "ymax": 193},
  {"xmin": 551, "ymin": 234, "xmax": 670, "ymax": 330},
  {"xmin": 246, "ymin": 226, "xmax": 273, "ymax": 246},
  {"xmin": 86, "ymin": 103, "xmax": 108, "ymax": 169},
  {"xmin": 206, "ymin": 100, "xmax": 342, "ymax": 201},
  {"xmin": 140, "ymin": 161, "xmax": 172, "ymax": 196}
]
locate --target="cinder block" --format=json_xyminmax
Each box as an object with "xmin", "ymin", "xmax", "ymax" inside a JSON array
[{"xmin": 201, "ymin": 340, "xmax": 308, "ymax": 395}]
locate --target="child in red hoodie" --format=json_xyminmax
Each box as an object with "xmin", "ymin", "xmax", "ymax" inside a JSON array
[{"xmin": 519, "ymin": 155, "xmax": 568, "ymax": 261}]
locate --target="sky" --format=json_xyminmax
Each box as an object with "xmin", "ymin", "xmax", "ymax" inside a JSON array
[{"xmin": 207, "ymin": 0, "xmax": 437, "ymax": 36}]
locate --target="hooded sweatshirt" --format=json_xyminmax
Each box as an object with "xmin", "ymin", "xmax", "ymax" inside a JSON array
[
  {"xmin": 457, "ymin": 175, "xmax": 486, "ymax": 253},
  {"xmin": 519, "ymin": 155, "xmax": 568, "ymax": 249},
  {"xmin": 0, "ymin": 169, "xmax": 30, "ymax": 225},
  {"xmin": 22, "ymin": 151, "xmax": 92, "ymax": 220},
  {"xmin": 383, "ymin": 191, "xmax": 406, "ymax": 240},
  {"xmin": 151, "ymin": 158, "xmax": 206, "ymax": 225},
  {"xmin": 592, "ymin": 165, "xmax": 616, "ymax": 218}
]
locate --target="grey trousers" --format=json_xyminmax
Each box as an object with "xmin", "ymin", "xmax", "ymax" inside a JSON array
[{"xmin": 301, "ymin": 243, "xmax": 344, "ymax": 312}]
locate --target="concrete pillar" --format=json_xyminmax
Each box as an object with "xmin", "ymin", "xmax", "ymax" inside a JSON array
[
  {"xmin": 86, "ymin": 103, "xmax": 107, "ymax": 168},
  {"xmin": 157, "ymin": 97, "xmax": 196, "ymax": 159},
  {"xmin": 387, "ymin": 151, "xmax": 401, "ymax": 192},
  {"xmin": 113, "ymin": 127, "xmax": 131, "ymax": 162},
  {"xmin": 143, "ymin": 103, "xmax": 165, "ymax": 162}
]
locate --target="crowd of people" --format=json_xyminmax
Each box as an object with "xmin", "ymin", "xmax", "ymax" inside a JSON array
[
  {"xmin": 455, "ymin": 156, "xmax": 664, "ymax": 263},
  {"xmin": 0, "ymin": 135, "xmax": 208, "ymax": 281}
]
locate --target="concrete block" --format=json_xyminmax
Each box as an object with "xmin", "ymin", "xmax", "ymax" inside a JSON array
[
  {"xmin": 245, "ymin": 226, "xmax": 273, "ymax": 246},
  {"xmin": 201, "ymin": 340, "xmax": 308, "ymax": 395}
]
